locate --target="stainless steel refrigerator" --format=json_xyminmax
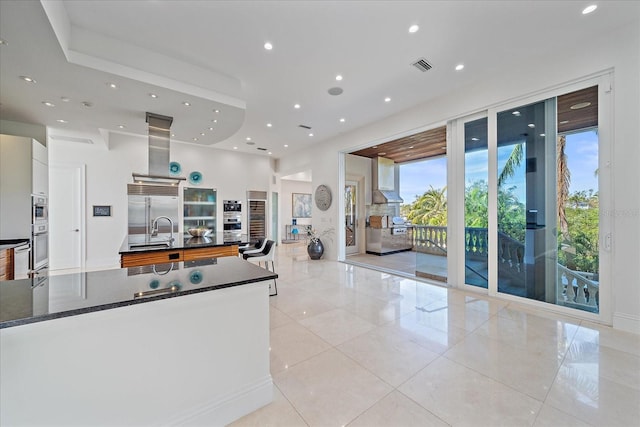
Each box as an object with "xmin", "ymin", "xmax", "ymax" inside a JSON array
[{"xmin": 127, "ymin": 184, "xmax": 179, "ymax": 237}]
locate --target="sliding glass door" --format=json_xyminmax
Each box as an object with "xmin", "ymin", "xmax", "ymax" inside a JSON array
[{"xmin": 454, "ymin": 77, "xmax": 609, "ymax": 319}]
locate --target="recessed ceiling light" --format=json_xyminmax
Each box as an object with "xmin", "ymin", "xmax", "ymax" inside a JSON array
[
  {"xmin": 379, "ymin": 152, "xmax": 386, "ymax": 155},
  {"xmin": 182, "ymin": 101, "xmax": 191, "ymax": 106},
  {"xmin": 570, "ymin": 101, "xmax": 592, "ymax": 110},
  {"xmin": 455, "ymin": 64, "xmax": 464, "ymax": 71},
  {"xmin": 60, "ymin": 96, "xmax": 70, "ymax": 102},
  {"xmin": 560, "ymin": 120, "xmax": 570, "ymax": 124},
  {"xmin": 373, "ymin": 146, "xmax": 378, "ymax": 148},
  {"xmin": 233, "ymin": 146, "xmax": 238, "ymax": 150},
  {"xmin": 212, "ymin": 119, "xmax": 218, "ymax": 123},
  {"xmin": 107, "ymin": 82, "xmax": 117, "ymax": 89},
  {"xmin": 409, "ymin": 146, "xmax": 414, "ymax": 149},
  {"xmin": 0, "ymin": 39, "xmax": 7, "ymax": 45},
  {"xmin": 267, "ymin": 123, "xmax": 273, "ymax": 127},
  {"xmin": 339, "ymin": 118, "xmax": 345, "ymax": 123},
  {"xmin": 171, "ymin": 134, "xmax": 175, "ymax": 137},
  {"xmin": 471, "ymin": 137, "xmax": 479, "ymax": 141},
  {"xmin": 408, "ymin": 24, "xmax": 419, "ymax": 33},
  {"xmin": 294, "ymin": 104, "xmax": 301, "ymax": 109},
  {"xmin": 208, "ymin": 127, "xmax": 214, "ymax": 131},
  {"xmin": 149, "ymin": 93, "xmax": 158, "ymax": 98},
  {"xmin": 20, "ymin": 75, "xmax": 36, "ymax": 83},
  {"xmin": 118, "ymin": 125, "xmax": 126, "ymax": 129},
  {"xmin": 268, "ymin": 152, "xmax": 272, "ymax": 155},
  {"xmin": 512, "ymin": 111, "xmax": 521, "ymax": 116},
  {"xmin": 200, "ymin": 132, "xmax": 205, "ymax": 136},
  {"xmin": 42, "ymin": 101, "xmax": 55, "ymax": 107},
  {"xmin": 246, "ymin": 137, "xmax": 252, "ymax": 141},
  {"xmin": 528, "ymin": 123, "xmax": 535, "ymax": 128},
  {"xmin": 582, "ymin": 5, "xmax": 597, "ymax": 14},
  {"xmin": 214, "ymin": 109, "xmax": 220, "ymax": 113},
  {"xmin": 193, "ymin": 137, "xmax": 198, "ymax": 141},
  {"xmin": 56, "ymin": 119, "xmax": 68, "ymax": 123},
  {"xmin": 308, "ymin": 133, "xmax": 314, "ymax": 137},
  {"xmin": 336, "ymin": 74, "xmax": 343, "ymax": 81},
  {"xmin": 264, "ymin": 42, "xmax": 273, "ymax": 50},
  {"xmin": 540, "ymin": 133, "xmax": 546, "ymax": 137},
  {"xmin": 406, "ymin": 154, "xmax": 411, "ymax": 157},
  {"xmin": 284, "ymin": 144, "xmax": 289, "ymax": 148},
  {"xmin": 384, "ymin": 97, "xmax": 391, "ymax": 103}
]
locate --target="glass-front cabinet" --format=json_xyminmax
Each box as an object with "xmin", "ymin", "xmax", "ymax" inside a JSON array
[{"xmin": 183, "ymin": 187, "xmax": 216, "ymax": 235}]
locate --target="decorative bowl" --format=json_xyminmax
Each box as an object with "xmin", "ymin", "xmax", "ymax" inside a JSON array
[{"xmin": 188, "ymin": 228, "xmax": 211, "ymax": 237}]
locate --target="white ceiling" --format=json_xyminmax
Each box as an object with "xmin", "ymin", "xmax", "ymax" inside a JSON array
[{"xmin": 1, "ymin": 1, "xmax": 638, "ymax": 157}]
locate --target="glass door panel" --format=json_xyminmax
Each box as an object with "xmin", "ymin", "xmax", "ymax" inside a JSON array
[
  {"xmin": 345, "ymin": 182, "xmax": 357, "ymax": 254},
  {"xmin": 494, "ymin": 88, "xmax": 600, "ymax": 314},
  {"xmin": 496, "ymin": 99, "xmax": 554, "ymax": 301},
  {"xmin": 464, "ymin": 117, "xmax": 489, "ymax": 288}
]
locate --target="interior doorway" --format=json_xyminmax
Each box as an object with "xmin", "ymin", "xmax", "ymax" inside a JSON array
[{"xmin": 49, "ymin": 163, "xmax": 85, "ymax": 272}]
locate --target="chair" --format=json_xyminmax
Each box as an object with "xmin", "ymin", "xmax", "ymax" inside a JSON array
[
  {"xmin": 243, "ymin": 240, "xmax": 277, "ymax": 296},
  {"xmin": 239, "ymin": 237, "xmax": 266, "ymax": 256}
]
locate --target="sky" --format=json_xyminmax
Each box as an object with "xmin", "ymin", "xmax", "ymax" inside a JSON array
[{"xmin": 399, "ymin": 129, "xmax": 599, "ymax": 205}]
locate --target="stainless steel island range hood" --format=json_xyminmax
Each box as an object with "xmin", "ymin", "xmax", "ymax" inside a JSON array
[
  {"xmin": 371, "ymin": 157, "xmax": 403, "ymax": 204},
  {"xmin": 131, "ymin": 112, "xmax": 186, "ymax": 186}
]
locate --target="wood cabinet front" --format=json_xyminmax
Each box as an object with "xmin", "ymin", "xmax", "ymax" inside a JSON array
[
  {"xmin": 121, "ymin": 250, "xmax": 183, "ymax": 268},
  {"xmin": 183, "ymin": 245, "xmax": 238, "ymax": 261},
  {"xmin": 0, "ymin": 248, "xmax": 14, "ymax": 281},
  {"xmin": 121, "ymin": 245, "xmax": 239, "ymax": 268}
]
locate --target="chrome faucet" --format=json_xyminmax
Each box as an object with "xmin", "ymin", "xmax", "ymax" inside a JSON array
[{"xmin": 151, "ymin": 216, "xmax": 174, "ymax": 244}]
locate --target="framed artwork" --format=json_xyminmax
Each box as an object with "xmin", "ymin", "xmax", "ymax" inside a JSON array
[{"xmin": 292, "ymin": 193, "xmax": 312, "ymax": 218}]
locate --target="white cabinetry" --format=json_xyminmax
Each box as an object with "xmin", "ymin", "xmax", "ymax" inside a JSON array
[
  {"xmin": 32, "ymin": 139, "xmax": 48, "ymax": 196},
  {"xmin": 0, "ymin": 135, "xmax": 48, "ymax": 239}
]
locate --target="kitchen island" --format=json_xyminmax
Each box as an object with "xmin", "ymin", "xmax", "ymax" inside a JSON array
[
  {"xmin": 0, "ymin": 257, "xmax": 276, "ymax": 425},
  {"xmin": 119, "ymin": 233, "xmax": 252, "ymax": 267}
]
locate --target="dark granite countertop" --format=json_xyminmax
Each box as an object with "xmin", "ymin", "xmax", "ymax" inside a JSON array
[
  {"xmin": 0, "ymin": 256, "xmax": 277, "ymax": 329},
  {"xmin": 0, "ymin": 239, "xmax": 30, "ymax": 251},
  {"xmin": 119, "ymin": 233, "xmax": 252, "ymax": 255}
]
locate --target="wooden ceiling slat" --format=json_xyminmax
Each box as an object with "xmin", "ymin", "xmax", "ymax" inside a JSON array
[{"xmin": 349, "ymin": 86, "xmax": 597, "ymax": 163}]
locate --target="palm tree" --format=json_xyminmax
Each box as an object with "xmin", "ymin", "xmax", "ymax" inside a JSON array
[
  {"xmin": 497, "ymin": 143, "xmax": 523, "ymax": 187},
  {"xmin": 557, "ymin": 135, "xmax": 571, "ymax": 240},
  {"xmin": 406, "ymin": 186, "xmax": 447, "ymax": 226},
  {"xmin": 499, "ymin": 137, "xmax": 571, "ymax": 240}
]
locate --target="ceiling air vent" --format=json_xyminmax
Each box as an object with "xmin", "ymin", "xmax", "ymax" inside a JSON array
[
  {"xmin": 49, "ymin": 135, "xmax": 94, "ymax": 144},
  {"xmin": 298, "ymin": 124, "xmax": 312, "ymax": 130},
  {"xmin": 257, "ymin": 147, "xmax": 267, "ymax": 151},
  {"xmin": 411, "ymin": 58, "xmax": 433, "ymax": 72}
]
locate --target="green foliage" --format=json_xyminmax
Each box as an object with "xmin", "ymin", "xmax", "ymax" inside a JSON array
[
  {"xmin": 464, "ymin": 180, "xmax": 525, "ymax": 242},
  {"xmin": 404, "ymin": 186, "xmax": 447, "ymax": 226},
  {"xmin": 558, "ymin": 190, "xmax": 599, "ymax": 273}
]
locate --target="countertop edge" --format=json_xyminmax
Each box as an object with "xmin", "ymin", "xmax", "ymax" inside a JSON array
[{"xmin": 0, "ymin": 272, "xmax": 277, "ymax": 330}]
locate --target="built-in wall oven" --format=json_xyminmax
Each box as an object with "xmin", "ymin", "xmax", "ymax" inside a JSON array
[
  {"xmin": 32, "ymin": 195, "xmax": 48, "ymax": 224},
  {"xmin": 31, "ymin": 195, "xmax": 49, "ymax": 276},
  {"xmin": 222, "ymin": 200, "xmax": 242, "ymax": 242}
]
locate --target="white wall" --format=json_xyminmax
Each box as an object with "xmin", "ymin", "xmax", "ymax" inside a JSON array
[
  {"xmin": 278, "ymin": 22, "xmax": 640, "ymax": 332},
  {"xmin": 49, "ymin": 133, "xmax": 275, "ymax": 269}
]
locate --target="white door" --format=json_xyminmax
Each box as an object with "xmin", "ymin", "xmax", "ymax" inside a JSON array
[{"xmin": 50, "ymin": 164, "xmax": 84, "ymax": 271}]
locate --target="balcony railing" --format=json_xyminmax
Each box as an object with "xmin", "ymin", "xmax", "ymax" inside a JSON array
[{"xmin": 411, "ymin": 225, "xmax": 599, "ymax": 311}]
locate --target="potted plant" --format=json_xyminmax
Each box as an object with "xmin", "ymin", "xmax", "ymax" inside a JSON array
[{"xmin": 305, "ymin": 227, "xmax": 334, "ymax": 260}]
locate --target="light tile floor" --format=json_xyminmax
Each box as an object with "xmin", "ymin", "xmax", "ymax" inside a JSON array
[{"xmin": 230, "ymin": 243, "xmax": 640, "ymax": 427}]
